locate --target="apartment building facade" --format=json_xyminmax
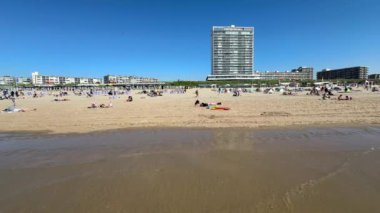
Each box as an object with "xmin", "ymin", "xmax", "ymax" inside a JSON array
[
  {"xmin": 103, "ymin": 75, "xmax": 159, "ymax": 84},
  {"xmin": 32, "ymin": 72, "xmax": 102, "ymax": 86},
  {"xmin": 207, "ymin": 25, "xmax": 254, "ymax": 80},
  {"xmin": 317, "ymin": 67, "xmax": 368, "ymax": 80}
]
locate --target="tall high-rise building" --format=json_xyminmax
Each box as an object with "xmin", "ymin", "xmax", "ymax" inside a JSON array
[{"xmin": 207, "ymin": 25, "xmax": 256, "ymax": 81}]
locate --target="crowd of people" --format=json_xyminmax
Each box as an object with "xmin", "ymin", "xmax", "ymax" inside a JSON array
[{"xmin": 1, "ymin": 82, "xmax": 377, "ymax": 114}]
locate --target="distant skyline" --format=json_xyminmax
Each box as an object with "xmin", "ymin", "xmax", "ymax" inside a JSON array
[{"xmin": 0, "ymin": 0, "xmax": 379, "ymax": 80}]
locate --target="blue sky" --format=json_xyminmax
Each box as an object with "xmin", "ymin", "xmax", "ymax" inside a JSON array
[{"xmin": 0, "ymin": 0, "xmax": 379, "ymax": 80}]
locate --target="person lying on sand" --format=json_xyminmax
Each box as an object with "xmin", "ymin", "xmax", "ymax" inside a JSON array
[
  {"xmin": 100, "ymin": 102, "xmax": 113, "ymax": 108},
  {"xmin": 19, "ymin": 108, "xmax": 37, "ymax": 112},
  {"xmin": 88, "ymin": 102, "xmax": 113, "ymax": 109},
  {"xmin": 195, "ymin": 100, "xmax": 222, "ymax": 107},
  {"xmin": 54, "ymin": 98, "xmax": 70, "ymax": 101},
  {"xmin": 283, "ymin": 91, "xmax": 297, "ymax": 96},
  {"xmin": 88, "ymin": 103, "xmax": 97, "ymax": 108},
  {"xmin": 2, "ymin": 106, "xmax": 37, "ymax": 113},
  {"xmin": 338, "ymin": 95, "xmax": 352, "ymax": 101}
]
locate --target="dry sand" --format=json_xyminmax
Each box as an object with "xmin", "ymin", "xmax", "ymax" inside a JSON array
[{"xmin": 0, "ymin": 88, "xmax": 379, "ymax": 134}]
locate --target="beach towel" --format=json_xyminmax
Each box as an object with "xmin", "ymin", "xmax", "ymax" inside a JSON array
[{"xmin": 2, "ymin": 106, "xmax": 21, "ymax": 113}]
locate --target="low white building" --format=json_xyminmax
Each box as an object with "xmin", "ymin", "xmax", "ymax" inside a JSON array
[
  {"xmin": 64, "ymin": 77, "xmax": 76, "ymax": 85},
  {"xmin": 104, "ymin": 75, "xmax": 159, "ymax": 84},
  {"xmin": 31, "ymin": 72, "xmax": 102, "ymax": 86},
  {"xmin": 0, "ymin": 76, "xmax": 16, "ymax": 85},
  {"xmin": 32, "ymin": 72, "xmax": 44, "ymax": 85},
  {"xmin": 0, "ymin": 76, "xmax": 31, "ymax": 85},
  {"xmin": 16, "ymin": 77, "xmax": 32, "ymax": 85}
]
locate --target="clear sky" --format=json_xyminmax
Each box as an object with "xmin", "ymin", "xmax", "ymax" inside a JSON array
[{"xmin": 0, "ymin": 0, "xmax": 379, "ymax": 80}]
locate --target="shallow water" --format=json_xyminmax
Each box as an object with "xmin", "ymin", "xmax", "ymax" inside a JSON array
[{"xmin": 0, "ymin": 127, "xmax": 380, "ymax": 213}]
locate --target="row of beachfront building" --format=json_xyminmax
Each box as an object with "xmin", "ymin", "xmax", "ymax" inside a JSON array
[
  {"xmin": 207, "ymin": 66, "xmax": 378, "ymax": 81},
  {"xmin": 1, "ymin": 67, "xmax": 379, "ymax": 86},
  {"xmin": 0, "ymin": 72, "xmax": 160, "ymax": 86}
]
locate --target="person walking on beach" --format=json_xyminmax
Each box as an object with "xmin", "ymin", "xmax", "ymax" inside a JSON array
[
  {"xmin": 195, "ymin": 90, "xmax": 199, "ymax": 97},
  {"xmin": 10, "ymin": 96, "xmax": 16, "ymax": 108}
]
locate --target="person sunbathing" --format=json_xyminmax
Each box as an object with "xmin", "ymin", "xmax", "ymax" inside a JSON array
[
  {"xmin": 2, "ymin": 106, "xmax": 37, "ymax": 113},
  {"xmin": 200, "ymin": 102, "xmax": 208, "ymax": 107},
  {"xmin": 338, "ymin": 95, "xmax": 352, "ymax": 101},
  {"xmin": 99, "ymin": 102, "xmax": 113, "ymax": 108},
  {"xmin": 196, "ymin": 101, "xmax": 222, "ymax": 107},
  {"xmin": 208, "ymin": 102, "xmax": 222, "ymax": 106},
  {"xmin": 19, "ymin": 108, "xmax": 37, "ymax": 112},
  {"xmin": 88, "ymin": 103, "xmax": 97, "ymax": 108},
  {"xmin": 283, "ymin": 91, "xmax": 295, "ymax": 96},
  {"xmin": 54, "ymin": 98, "xmax": 70, "ymax": 101}
]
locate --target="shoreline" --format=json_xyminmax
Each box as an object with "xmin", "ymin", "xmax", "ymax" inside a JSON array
[{"xmin": 1, "ymin": 123, "xmax": 379, "ymax": 138}]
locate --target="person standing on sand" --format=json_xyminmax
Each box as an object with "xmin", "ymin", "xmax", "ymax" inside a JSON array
[
  {"xmin": 195, "ymin": 90, "xmax": 199, "ymax": 97},
  {"xmin": 11, "ymin": 96, "xmax": 16, "ymax": 108}
]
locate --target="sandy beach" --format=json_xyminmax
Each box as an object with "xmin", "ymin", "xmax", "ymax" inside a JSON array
[{"xmin": 0, "ymin": 88, "xmax": 379, "ymax": 134}]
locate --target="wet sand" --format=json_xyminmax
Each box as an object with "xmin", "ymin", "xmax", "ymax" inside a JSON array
[{"xmin": 1, "ymin": 127, "xmax": 380, "ymax": 212}]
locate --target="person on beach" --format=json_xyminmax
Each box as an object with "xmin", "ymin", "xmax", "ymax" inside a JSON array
[
  {"xmin": 195, "ymin": 90, "xmax": 199, "ymax": 97},
  {"xmin": 88, "ymin": 102, "xmax": 97, "ymax": 108},
  {"xmin": 2, "ymin": 106, "xmax": 37, "ymax": 113},
  {"xmin": 54, "ymin": 98, "xmax": 70, "ymax": 101},
  {"xmin": 10, "ymin": 96, "xmax": 16, "ymax": 108},
  {"xmin": 322, "ymin": 93, "xmax": 331, "ymax": 100},
  {"xmin": 2, "ymin": 90, "xmax": 7, "ymax": 98},
  {"xmin": 127, "ymin": 96, "xmax": 133, "ymax": 102},
  {"xmin": 338, "ymin": 95, "xmax": 352, "ymax": 101},
  {"xmin": 19, "ymin": 108, "xmax": 37, "ymax": 112},
  {"xmin": 99, "ymin": 102, "xmax": 113, "ymax": 108},
  {"xmin": 195, "ymin": 100, "xmax": 222, "ymax": 107}
]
